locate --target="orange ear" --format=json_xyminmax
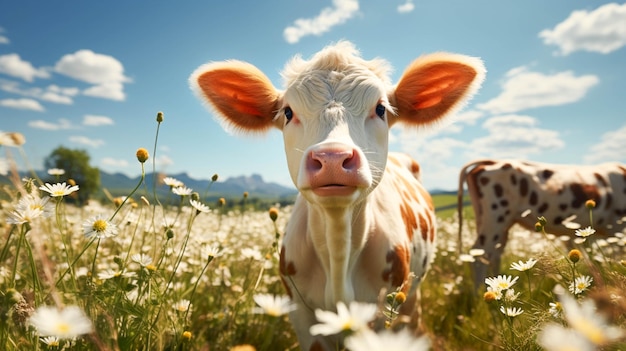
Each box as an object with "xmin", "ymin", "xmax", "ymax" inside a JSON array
[
  {"xmin": 190, "ymin": 60, "xmax": 281, "ymax": 133},
  {"xmin": 389, "ymin": 53, "xmax": 485, "ymax": 127}
]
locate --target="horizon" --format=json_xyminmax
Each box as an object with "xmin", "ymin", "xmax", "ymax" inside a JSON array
[{"xmin": 1, "ymin": 1, "xmax": 625, "ymax": 191}]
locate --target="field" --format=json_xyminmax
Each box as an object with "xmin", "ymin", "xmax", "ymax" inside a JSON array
[
  {"xmin": 1, "ymin": 127, "xmax": 625, "ymax": 350},
  {"xmin": 2, "ymin": 177, "xmax": 625, "ymax": 350}
]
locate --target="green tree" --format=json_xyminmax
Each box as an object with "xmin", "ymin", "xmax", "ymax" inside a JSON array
[{"xmin": 44, "ymin": 146, "xmax": 100, "ymax": 205}]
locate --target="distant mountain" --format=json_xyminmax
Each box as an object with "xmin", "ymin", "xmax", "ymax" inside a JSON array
[{"xmin": 100, "ymin": 171, "xmax": 298, "ymax": 199}]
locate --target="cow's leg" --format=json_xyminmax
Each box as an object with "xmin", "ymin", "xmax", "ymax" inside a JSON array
[{"xmin": 471, "ymin": 221, "xmax": 512, "ymax": 288}]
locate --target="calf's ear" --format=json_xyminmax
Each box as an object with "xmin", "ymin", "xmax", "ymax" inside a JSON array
[
  {"xmin": 190, "ymin": 60, "xmax": 282, "ymax": 133},
  {"xmin": 389, "ymin": 53, "xmax": 485, "ymax": 128}
]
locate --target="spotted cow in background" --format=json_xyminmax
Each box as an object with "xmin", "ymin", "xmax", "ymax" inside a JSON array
[
  {"xmin": 191, "ymin": 41, "xmax": 485, "ymax": 350},
  {"xmin": 458, "ymin": 159, "xmax": 626, "ymax": 286}
]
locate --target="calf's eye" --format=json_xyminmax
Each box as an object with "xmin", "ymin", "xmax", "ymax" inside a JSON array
[
  {"xmin": 284, "ymin": 106, "xmax": 293, "ymax": 122},
  {"xmin": 375, "ymin": 104, "xmax": 385, "ymax": 119}
]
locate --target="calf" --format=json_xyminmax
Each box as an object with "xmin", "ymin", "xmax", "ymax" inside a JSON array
[
  {"xmin": 191, "ymin": 41, "xmax": 485, "ymax": 350},
  {"xmin": 458, "ymin": 159, "xmax": 626, "ymax": 286}
]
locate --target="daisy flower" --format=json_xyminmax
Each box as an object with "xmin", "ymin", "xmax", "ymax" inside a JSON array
[
  {"xmin": 39, "ymin": 182, "xmax": 79, "ymax": 198},
  {"xmin": 131, "ymin": 253, "xmax": 153, "ymax": 267},
  {"xmin": 538, "ymin": 324, "xmax": 595, "ymax": 351},
  {"xmin": 40, "ymin": 336, "xmax": 60, "ymax": 347},
  {"xmin": 162, "ymin": 177, "xmax": 184, "ymax": 188},
  {"xmin": 172, "ymin": 299, "xmax": 192, "ymax": 313},
  {"xmin": 83, "ymin": 215, "xmax": 119, "ymax": 239},
  {"xmin": 47, "ymin": 168, "xmax": 66, "ymax": 176},
  {"xmin": 560, "ymin": 290, "xmax": 624, "ymax": 344},
  {"xmin": 29, "ymin": 306, "xmax": 93, "ymax": 339},
  {"xmin": 548, "ymin": 302, "xmax": 562, "ymax": 318},
  {"xmin": 485, "ymin": 275, "xmax": 519, "ymax": 293},
  {"xmin": 202, "ymin": 244, "xmax": 222, "ymax": 259},
  {"xmin": 500, "ymin": 306, "xmax": 524, "ymax": 317},
  {"xmin": 309, "ymin": 301, "xmax": 377, "ymax": 336},
  {"xmin": 569, "ymin": 275, "xmax": 593, "ymax": 295},
  {"xmin": 345, "ymin": 328, "xmax": 430, "ymax": 351},
  {"xmin": 510, "ymin": 258, "xmax": 538, "ymax": 271},
  {"xmin": 7, "ymin": 203, "xmax": 45, "ymax": 224},
  {"xmin": 574, "ymin": 226, "xmax": 596, "ymax": 239},
  {"xmin": 252, "ymin": 294, "xmax": 297, "ymax": 317},
  {"xmin": 190, "ymin": 199, "xmax": 210, "ymax": 213},
  {"xmin": 241, "ymin": 247, "xmax": 263, "ymax": 261},
  {"xmin": 172, "ymin": 186, "xmax": 193, "ymax": 196}
]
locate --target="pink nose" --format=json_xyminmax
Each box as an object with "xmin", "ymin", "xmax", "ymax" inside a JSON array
[{"xmin": 306, "ymin": 147, "xmax": 362, "ymax": 187}]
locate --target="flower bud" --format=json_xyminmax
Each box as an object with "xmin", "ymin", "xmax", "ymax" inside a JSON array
[
  {"xmin": 568, "ymin": 249, "xmax": 582, "ymax": 263},
  {"xmin": 268, "ymin": 207, "xmax": 279, "ymax": 222},
  {"xmin": 156, "ymin": 111, "xmax": 164, "ymax": 123},
  {"xmin": 585, "ymin": 199, "xmax": 596, "ymax": 209},
  {"xmin": 136, "ymin": 148, "xmax": 149, "ymax": 163}
]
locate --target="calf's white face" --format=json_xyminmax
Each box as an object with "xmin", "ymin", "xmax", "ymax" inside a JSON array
[{"xmin": 280, "ymin": 64, "xmax": 391, "ymax": 207}]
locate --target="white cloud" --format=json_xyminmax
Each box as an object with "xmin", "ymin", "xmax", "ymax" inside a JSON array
[
  {"xmin": 477, "ymin": 66, "xmax": 598, "ymax": 114},
  {"xmin": 101, "ymin": 157, "xmax": 129, "ymax": 168},
  {"xmin": 397, "ymin": 0, "xmax": 415, "ymax": 14},
  {"xmin": 283, "ymin": 0, "xmax": 359, "ymax": 44},
  {"xmin": 156, "ymin": 155, "xmax": 174, "ymax": 168},
  {"xmin": 0, "ymin": 54, "xmax": 50, "ymax": 82},
  {"xmin": 0, "ymin": 80, "xmax": 79, "ymax": 105},
  {"xmin": 0, "ymin": 98, "xmax": 45, "ymax": 111},
  {"xmin": 539, "ymin": 3, "xmax": 626, "ymax": 55},
  {"xmin": 0, "ymin": 36, "xmax": 8, "ymax": 44},
  {"xmin": 584, "ymin": 124, "xmax": 626, "ymax": 164},
  {"xmin": 28, "ymin": 118, "xmax": 74, "ymax": 130},
  {"xmin": 83, "ymin": 82, "xmax": 125, "ymax": 101},
  {"xmin": 69, "ymin": 135, "xmax": 104, "ymax": 148},
  {"xmin": 468, "ymin": 115, "xmax": 564, "ymax": 159},
  {"xmin": 55, "ymin": 50, "xmax": 130, "ymax": 101},
  {"xmin": 83, "ymin": 115, "xmax": 114, "ymax": 126},
  {"xmin": 452, "ymin": 109, "xmax": 485, "ymax": 126}
]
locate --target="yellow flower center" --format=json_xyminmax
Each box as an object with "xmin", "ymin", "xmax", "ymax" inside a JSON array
[
  {"xmin": 93, "ymin": 219, "xmax": 108, "ymax": 232},
  {"xmin": 56, "ymin": 322, "xmax": 71, "ymax": 334}
]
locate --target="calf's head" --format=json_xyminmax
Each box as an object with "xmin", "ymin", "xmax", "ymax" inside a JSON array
[{"xmin": 190, "ymin": 41, "xmax": 484, "ymax": 207}]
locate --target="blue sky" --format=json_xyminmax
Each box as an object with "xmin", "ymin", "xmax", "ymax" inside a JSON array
[{"xmin": 1, "ymin": 1, "xmax": 625, "ymax": 191}]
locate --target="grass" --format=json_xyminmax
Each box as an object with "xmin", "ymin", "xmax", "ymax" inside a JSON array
[{"xmin": 1, "ymin": 119, "xmax": 625, "ymax": 351}]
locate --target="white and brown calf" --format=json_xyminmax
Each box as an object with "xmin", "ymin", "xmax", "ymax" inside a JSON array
[
  {"xmin": 458, "ymin": 159, "xmax": 626, "ymax": 286},
  {"xmin": 191, "ymin": 41, "xmax": 485, "ymax": 350}
]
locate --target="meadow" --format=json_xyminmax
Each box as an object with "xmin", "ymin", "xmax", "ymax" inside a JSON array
[{"xmin": 1, "ymin": 120, "xmax": 625, "ymax": 351}]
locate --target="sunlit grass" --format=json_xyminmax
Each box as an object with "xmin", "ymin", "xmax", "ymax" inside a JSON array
[{"xmin": 1, "ymin": 118, "xmax": 625, "ymax": 350}]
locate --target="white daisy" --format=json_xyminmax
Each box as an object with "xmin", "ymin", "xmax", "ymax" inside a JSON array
[
  {"xmin": 510, "ymin": 258, "xmax": 538, "ymax": 271},
  {"xmin": 190, "ymin": 199, "xmax": 210, "ymax": 213},
  {"xmin": 82, "ymin": 215, "xmax": 119, "ymax": 239},
  {"xmin": 172, "ymin": 186, "xmax": 193, "ymax": 196},
  {"xmin": 252, "ymin": 294, "xmax": 297, "ymax": 317},
  {"xmin": 39, "ymin": 182, "xmax": 79, "ymax": 197},
  {"xmin": 500, "ymin": 306, "xmax": 524, "ymax": 317},
  {"xmin": 574, "ymin": 226, "xmax": 596, "ymax": 238},
  {"xmin": 485, "ymin": 275, "xmax": 519, "ymax": 293},
  {"xmin": 569, "ymin": 275, "xmax": 593, "ymax": 295},
  {"xmin": 309, "ymin": 301, "xmax": 377, "ymax": 336},
  {"xmin": 345, "ymin": 328, "xmax": 430, "ymax": 351},
  {"xmin": 29, "ymin": 306, "xmax": 93, "ymax": 339}
]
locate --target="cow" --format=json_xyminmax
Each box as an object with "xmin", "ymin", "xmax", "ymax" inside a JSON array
[
  {"xmin": 457, "ymin": 159, "xmax": 626, "ymax": 287},
  {"xmin": 190, "ymin": 41, "xmax": 485, "ymax": 350}
]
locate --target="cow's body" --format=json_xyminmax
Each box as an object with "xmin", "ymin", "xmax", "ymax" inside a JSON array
[
  {"xmin": 191, "ymin": 41, "xmax": 485, "ymax": 350},
  {"xmin": 458, "ymin": 159, "xmax": 626, "ymax": 286}
]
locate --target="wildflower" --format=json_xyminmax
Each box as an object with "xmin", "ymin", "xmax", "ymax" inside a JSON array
[
  {"xmin": 538, "ymin": 324, "xmax": 595, "ymax": 351},
  {"xmin": 548, "ymin": 302, "xmax": 562, "ymax": 318},
  {"xmin": 485, "ymin": 275, "xmax": 519, "ymax": 293},
  {"xmin": 131, "ymin": 253, "xmax": 153, "ymax": 267},
  {"xmin": 202, "ymin": 244, "xmax": 222, "ymax": 260},
  {"xmin": 252, "ymin": 294, "xmax": 297, "ymax": 317},
  {"xmin": 568, "ymin": 249, "xmax": 583, "ymax": 263},
  {"xmin": 7, "ymin": 196, "xmax": 49, "ymax": 224},
  {"xmin": 172, "ymin": 186, "xmax": 193, "ymax": 196},
  {"xmin": 40, "ymin": 336, "xmax": 60, "ymax": 346},
  {"xmin": 345, "ymin": 328, "xmax": 430, "ymax": 351},
  {"xmin": 500, "ymin": 306, "xmax": 524, "ymax": 317},
  {"xmin": 219, "ymin": 197, "xmax": 226, "ymax": 206},
  {"xmin": 504, "ymin": 289, "xmax": 520, "ymax": 302},
  {"xmin": 574, "ymin": 226, "xmax": 596, "ymax": 239},
  {"xmin": 569, "ymin": 275, "xmax": 593, "ymax": 295},
  {"xmin": 459, "ymin": 254, "xmax": 475, "ymax": 263},
  {"xmin": 163, "ymin": 177, "xmax": 184, "ymax": 188},
  {"xmin": 534, "ymin": 221, "xmax": 543, "ymax": 232},
  {"xmin": 483, "ymin": 291, "xmax": 498, "ymax": 303},
  {"xmin": 241, "ymin": 247, "xmax": 263, "ymax": 261},
  {"xmin": 136, "ymin": 148, "xmax": 149, "ymax": 163},
  {"xmin": 47, "ymin": 168, "xmax": 65, "ymax": 176},
  {"xmin": 182, "ymin": 331, "xmax": 192, "ymax": 341},
  {"xmin": 190, "ymin": 199, "xmax": 210, "ymax": 214},
  {"xmin": 156, "ymin": 111, "xmax": 164, "ymax": 122},
  {"xmin": 39, "ymin": 182, "xmax": 79, "ymax": 197},
  {"xmin": 469, "ymin": 248, "xmax": 485, "ymax": 256},
  {"xmin": 97, "ymin": 269, "xmax": 134, "ymax": 280},
  {"xmin": 268, "ymin": 207, "xmax": 279, "ymax": 222},
  {"xmin": 585, "ymin": 199, "xmax": 596, "ymax": 209},
  {"xmin": 510, "ymin": 258, "xmax": 538, "ymax": 272},
  {"xmin": 309, "ymin": 301, "xmax": 377, "ymax": 336},
  {"xmin": 393, "ymin": 291, "xmax": 407, "ymax": 304},
  {"xmin": 29, "ymin": 305, "xmax": 93, "ymax": 339},
  {"xmin": 212, "ymin": 174, "xmax": 218, "ymax": 181},
  {"xmin": 173, "ymin": 299, "xmax": 192, "ymax": 313},
  {"xmin": 560, "ymin": 290, "xmax": 624, "ymax": 345},
  {"xmin": 82, "ymin": 215, "xmax": 119, "ymax": 239}
]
